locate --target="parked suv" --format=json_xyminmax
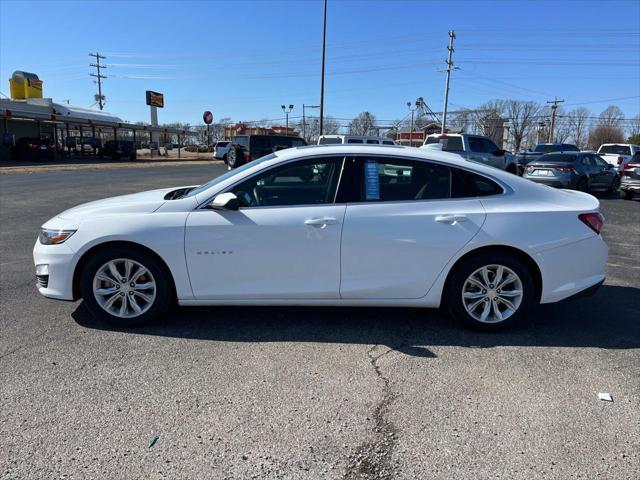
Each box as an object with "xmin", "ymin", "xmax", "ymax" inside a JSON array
[
  {"xmin": 99, "ymin": 140, "xmax": 137, "ymax": 161},
  {"xmin": 597, "ymin": 143, "xmax": 640, "ymax": 171},
  {"xmin": 620, "ymin": 158, "xmax": 640, "ymax": 200},
  {"xmin": 523, "ymin": 151, "xmax": 619, "ymax": 192},
  {"xmin": 515, "ymin": 143, "xmax": 579, "ymax": 175},
  {"xmin": 318, "ymin": 135, "xmax": 395, "ymax": 145},
  {"xmin": 227, "ymin": 135, "xmax": 307, "ymax": 168},
  {"xmin": 422, "ymin": 133, "xmax": 517, "ymax": 173},
  {"xmin": 213, "ymin": 141, "xmax": 232, "ymax": 160}
]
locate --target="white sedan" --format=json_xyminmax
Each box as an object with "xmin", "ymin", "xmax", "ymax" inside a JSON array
[{"xmin": 33, "ymin": 145, "xmax": 608, "ymax": 330}]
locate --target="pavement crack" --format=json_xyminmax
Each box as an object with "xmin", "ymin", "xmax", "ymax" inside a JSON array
[{"xmin": 343, "ymin": 345, "xmax": 399, "ymax": 480}]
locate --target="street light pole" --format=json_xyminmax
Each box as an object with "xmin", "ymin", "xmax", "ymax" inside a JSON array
[
  {"xmin": 319, "ymin": 0, "xmax": 328, "ymax": 136},
  {"xmin": 281, "ymin": 104, "xmax": 294, "ymax": 135},
  {"xmin": 407, "ymin": 101, "xmax": 418, "ymax": 147}
]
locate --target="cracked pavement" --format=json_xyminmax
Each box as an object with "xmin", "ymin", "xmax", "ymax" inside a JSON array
[{"xmin": 1, "ymin": 164, "xmax": 639, "ymax": 479}]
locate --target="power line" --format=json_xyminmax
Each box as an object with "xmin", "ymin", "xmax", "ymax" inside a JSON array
[{"xmin": 89, "ymin": 52, "xmax": 107, "ymax": 110}]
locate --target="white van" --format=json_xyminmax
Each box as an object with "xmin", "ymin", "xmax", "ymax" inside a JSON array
[{"xmin": 318, "ymin": 135, "xmax": 395, "ymax": 145}]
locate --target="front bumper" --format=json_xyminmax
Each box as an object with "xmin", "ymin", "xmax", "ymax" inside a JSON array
[{"xmin": 33, "ymin": 239, "xmax": 77, "ymax": 300}]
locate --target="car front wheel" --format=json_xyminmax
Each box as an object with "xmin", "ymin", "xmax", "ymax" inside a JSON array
[
  {"xmin": 446, "ymin": 252, "xmax": 535, "ymax": 330},
  {"xmin": 80, "ymin": 247, "xmax": 173, "ymax": 327}
]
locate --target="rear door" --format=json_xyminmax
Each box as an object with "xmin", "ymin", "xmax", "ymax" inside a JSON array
[{"xmin": 339, "ymin": 156, "xmax": 487, "ymax": 299}]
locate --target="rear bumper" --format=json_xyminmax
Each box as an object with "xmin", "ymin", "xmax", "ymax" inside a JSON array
[
  {"xmin": 536, "ymin": 234, "xmax": 608, "ymax": 304},
  {"xmin": 524, "ymin": 176, "xmax": 574, "ymax": 188},
  {"xmin": 620, "ymin": 178, "xmax": 640, "ymax": 191}
]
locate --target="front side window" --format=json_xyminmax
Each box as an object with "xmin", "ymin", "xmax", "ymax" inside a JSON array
[
  {"xmin": 230, "ymin": 157, "xmax": 343, "ymax": 207},
  {"xmin": 482, "ymin": 138, "xmax": 500, "ymax": 153},
  {"xmin": 594, "ymin": 155, "xmax": 609, "ymax": 167}
]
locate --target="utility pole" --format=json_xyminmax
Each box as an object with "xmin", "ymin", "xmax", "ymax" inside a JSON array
[
  {"xmin": 546, "ymin": 97, "xmax": 565, "ymax": 142},
  {"xmin": 441, "ymin": 30, "xmax": 457, "ymax": 134},
  {"xmin": 319, "ymin": 0, "xmax": 328, "ymax": 136},
  {"xmin": 303, "ymin": 104, "xmax": 320, "ymax": 142},
  {"xmin": 89, "ymin": 52, "xmax": 107, "ymax": 110}
]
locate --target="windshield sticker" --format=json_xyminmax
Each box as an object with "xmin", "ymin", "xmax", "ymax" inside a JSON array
[{"xmin": 365, "ymin": 159, "xmax": 380, "ymax": 200}]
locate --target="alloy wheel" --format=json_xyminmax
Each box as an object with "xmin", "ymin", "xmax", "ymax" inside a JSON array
[
  {"xmin": 92, "ymin": 258, "xmax": 156, "ymax": 318},
  {"xmin": 461, "ymin": 264, "xmax": 523, "ymax": 324}
]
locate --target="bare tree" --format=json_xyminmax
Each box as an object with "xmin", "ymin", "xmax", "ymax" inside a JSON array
[
  {"xmin": 348, "ymin": 112, "xmax": 377, "ymax": 136},
  {"xmin": 628, "ymin": 114, "xmax": 640, "ymax": 140},
  {"xmin": 296, "ymin": 115, "xmax": 341, "ymax": 143},
  {"xmin": 598, "ymin": 105, "xmax": 624, "ymax": 127},
  {"xmin": 565, "ymin": 107, "xmax": 590, "ymax": 148},
  {"xmin": 588, "ymin": 125, "xmax": 625, "ymax": 149},
  {"xmin": 504, "ymin": 100, "xmax": 541, "ymax": 151}
]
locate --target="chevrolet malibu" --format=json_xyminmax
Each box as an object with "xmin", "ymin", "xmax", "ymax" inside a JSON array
[{"xmin": 34, "ymin": 145, "xmax": 608, "ymax": 330}]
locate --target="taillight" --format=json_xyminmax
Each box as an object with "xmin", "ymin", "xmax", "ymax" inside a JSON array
[
  {"xmin": 28, "ymin": 143, "xmax": 37, "ymax": 148},
  {"xmin": 579, "ymin": 212, "xmax": 604, "ymax": 234},
  {"xmin": 617, "ymin": 156, "xmax": 624, "ymax": 165},
  {"xmin": 555, "ymin": 166, "xmax": 574, "ymax": 172}
]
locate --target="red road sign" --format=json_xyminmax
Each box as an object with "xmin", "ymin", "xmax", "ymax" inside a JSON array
[{"xmin": 203, "ymin": 111, "xmax": 213, "ymax": 125}]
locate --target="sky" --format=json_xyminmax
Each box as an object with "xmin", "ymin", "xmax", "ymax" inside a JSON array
[{"xmin": 1, "ymin": 0, "xmax": 639, "ymax": 130}]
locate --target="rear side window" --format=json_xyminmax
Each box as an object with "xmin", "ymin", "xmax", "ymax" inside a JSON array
[
  {"xmin": 468, "ymin": 137, "xmax": 484, "ymax": 153},
  {"xmin": 598, "ymin": 145, "xmax": 631, "ymax": 155},
  {"xmin": 357, "ymin": 157, "xmax": 451, "ymax": 202},
  {"xmin": 451, "ymin": 168, "xmax": 503, "ymax": 197},
  {"xmin": 366, "ymin": 139, "xmax": 380, "ymax": 144},
  {"xmin": 382, "ymin": 140, "xmax": 395, "ymax": 145},
  {"xmin": 347, "ymin": 139, "xmax": 364, "ymax": 144}
]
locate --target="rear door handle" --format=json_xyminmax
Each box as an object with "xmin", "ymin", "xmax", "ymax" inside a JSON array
[
  {"xmin": 304, "ymin": 217, "xmax": 338, "ymax": 228},
  {"xmin": 435, "ymin": 215, "xmax": 468, "ymax": 225}
]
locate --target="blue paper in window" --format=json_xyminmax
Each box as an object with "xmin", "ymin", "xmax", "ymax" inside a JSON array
[{"xmin": 364, "ymin": 159, "xmax": 380, "ymax": 200}]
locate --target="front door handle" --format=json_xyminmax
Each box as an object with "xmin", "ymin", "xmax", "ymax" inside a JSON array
[
  {"xmin": 304, "ymin": 217, "xmax": 338, "ymax": 228},
  {"xmin": 435, "ymin": 215, "xmax": 468, "ymax": 225}
]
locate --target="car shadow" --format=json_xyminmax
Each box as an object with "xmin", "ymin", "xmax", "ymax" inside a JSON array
[{"xmin": 73, "ymin": 285, "xmax": 640, "ymax": 358}]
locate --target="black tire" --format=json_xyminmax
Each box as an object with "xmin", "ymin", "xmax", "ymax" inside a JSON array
[
  {"xmin": 445, "ymin": 252, "xmax": 535, "ymax": 331},
  {"xmin": 606, "ymin": 176, "xmax": 620, "ymax": 194},
  {"xmin": 80, "ymin": 246, "xmax": 174, "ymax": 327},
  {"xmin": 222, "ymin": 153, "xmax": 228, "ymax": 164},
  {"xmin": 577, "ymin": 176, "xmax": 589, "ymax": 192},
  {"xmin": 620, "ymin": 189, "xmax": 634, "ymax": 200},
  {"xmin": 227, "ymin": 147, "xmax": 244, "ymax": 168},
  {"xmin": 506, "ymin": 163, "xmax": 518, "ymax": 175}
]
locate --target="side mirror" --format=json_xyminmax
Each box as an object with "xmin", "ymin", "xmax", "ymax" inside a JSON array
[
  {"xmin": 210, "ymin": 192, "xmax": 240, "ymax": 211},
  {"xmin": 606, "ymin": 163, "xmax": 614, "ymax": 169}
]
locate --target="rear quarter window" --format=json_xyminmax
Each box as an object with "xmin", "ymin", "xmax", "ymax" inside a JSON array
[{"xmin": 451, "ymin": 168, "xmax": 503, "ymax": 197}]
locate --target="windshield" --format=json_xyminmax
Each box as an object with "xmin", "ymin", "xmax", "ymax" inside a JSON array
[
  {"xmin": 319, "ymin": 137, "xmax": 342, "ymax": 144},
  {"xmin": 185, "ymin": 153, "xmax": 277, "ymax": 197},
  {"xmin": 598, "ymin": 144, "xmax": 631, "ymax": 155}
]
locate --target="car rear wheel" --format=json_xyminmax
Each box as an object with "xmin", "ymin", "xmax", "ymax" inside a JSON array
[
  {"xmin": 80, "ymin": 247, "xmax": 173, "ymax": 327},
  {"xmin": 606, "ymin": 176, "xmax": 620, "ymax": 193},
  {"xmin": 577, "ymin": 176, "xmax": 589, "ymax": 192},
  {"xmin": 506, "ymin": 163, "xmax": 517, "ymax": 174},
  {"xmin": 446, "ymin": 252, "xmax": 535, "ymax": 330},
  {"xmin": 620, "ymin": 189, "xmax": 635, "ymax": 200},
  {"xmin": 227, "ymin": 148, "xmax": 243, "ymax": 168}
]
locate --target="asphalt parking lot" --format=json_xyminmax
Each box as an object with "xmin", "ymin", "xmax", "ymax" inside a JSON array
[{"xmin": 1, "ymin": 164, "xmax": 639, "ymax": 480}]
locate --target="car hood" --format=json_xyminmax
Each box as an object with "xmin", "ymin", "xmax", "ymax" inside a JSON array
[{"xmin": 51, "ymin": 186, "xmax": 190, "ymax": 225}]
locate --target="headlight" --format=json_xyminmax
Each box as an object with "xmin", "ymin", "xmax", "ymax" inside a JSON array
[{"xmin": 39, "ymin": 229, "xmax": 76, "ymax": 245}]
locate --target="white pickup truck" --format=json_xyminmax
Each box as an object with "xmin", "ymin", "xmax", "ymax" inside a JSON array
[
  {"xmin": 597, "ymin": 143, "xmax": 640, "ymax": 171},
  {"xmin": 421, "ymin": 133, "xmax": 518, "ymax": 173}
]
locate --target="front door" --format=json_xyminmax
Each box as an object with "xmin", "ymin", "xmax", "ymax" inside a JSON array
[
  {"xmin": 340, "ymin": 156, "xmax": 487, "ymax": 299},
  {"xmin": 185, "ymin": 156, "xmax": 345, "ymax": 299}
]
